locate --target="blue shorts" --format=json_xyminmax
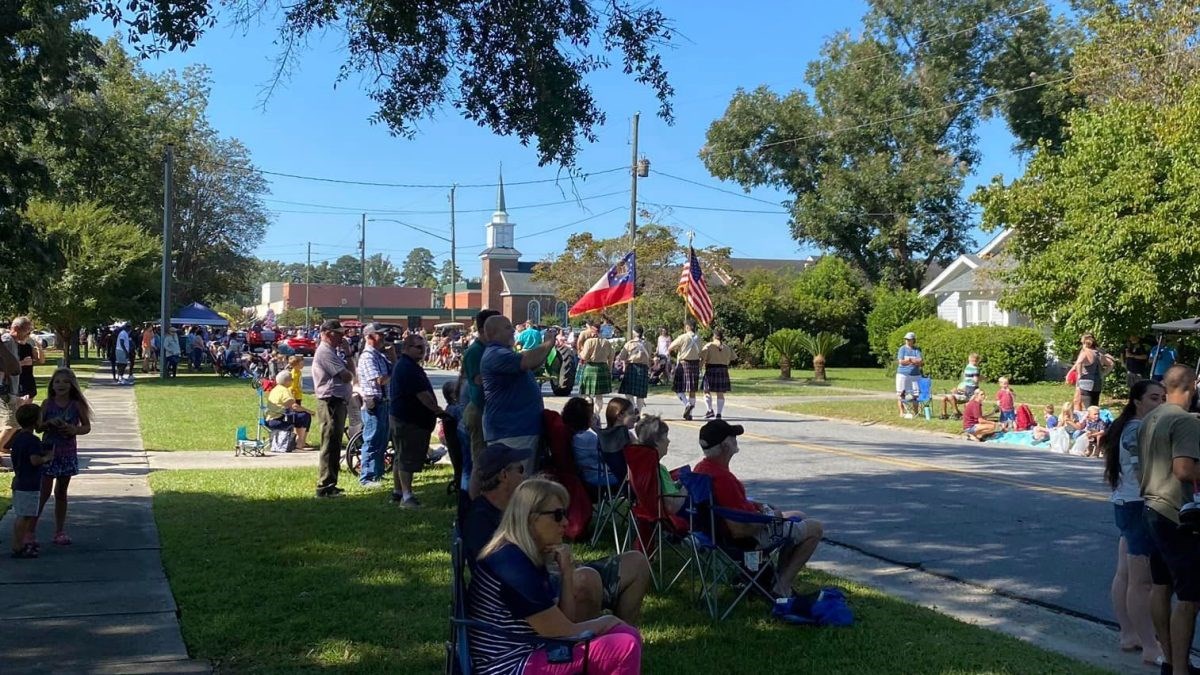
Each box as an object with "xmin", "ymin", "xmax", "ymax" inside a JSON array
[
  {"xmin": 1114, "ymin": 501, "xmax": 1155, "ymax": 557},
  {"xmin": 999, "ymin": 410, "xmax": 1016, "ymax": 423}
]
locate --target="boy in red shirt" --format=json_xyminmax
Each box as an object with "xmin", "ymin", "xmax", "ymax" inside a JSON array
[{"xmin": 996, "ymin": 377, "xmax": 1017, "ymax": 428}]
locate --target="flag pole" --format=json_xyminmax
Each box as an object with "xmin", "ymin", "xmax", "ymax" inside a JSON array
[{"xmin": 683, "ymin": 231, "xmax": 695, "ymax": 326}]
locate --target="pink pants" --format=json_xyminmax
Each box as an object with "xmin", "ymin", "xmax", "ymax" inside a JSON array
[{"xmin": 524, "ymin": 624, "xmax": 642, "ymax": 675}]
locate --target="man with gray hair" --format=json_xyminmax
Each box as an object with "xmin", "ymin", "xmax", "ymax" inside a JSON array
[
  {"xmin": 692, "ymin": 419, "xmax": 824, "ymax": 599},
  {"xmin": 480, "ymin": 314, "xmax": 557, "ymax": 469}
]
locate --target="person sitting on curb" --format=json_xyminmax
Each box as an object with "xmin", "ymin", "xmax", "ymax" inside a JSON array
[
  {"xmin": 940, "ymin": 354, "xmax": 981, "ymax": 419},
  {"xmin": 962, "ymin": 388, "xmax": 998, "ymax": 442},
  {"xmin": 462, "ymin": 443, "xmax": 651, "ymax": 626},
  {"xmin": 692, "ymin": 420, "xmax": 824, "ymax": 599}
]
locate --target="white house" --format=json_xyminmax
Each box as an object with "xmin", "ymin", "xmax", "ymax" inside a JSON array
[{"xmin": 919, "ymin": 229, "xmax": 1031, "ymax": 328}]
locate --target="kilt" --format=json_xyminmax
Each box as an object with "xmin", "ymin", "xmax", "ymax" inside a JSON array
[
  {"xmin": 672, "ymin": 359, "xmax": 701, "ymax": 393},
  {"xmin": 579, "ymin": 363, "xmax": 612, "ymax": 395},
  {"xmin": 702, "ymin": 364, "xmax": 731, "ymax": 393},
  {"xmin": 619, "ymin": 362, "xmax": 650, "ymax": 398}
]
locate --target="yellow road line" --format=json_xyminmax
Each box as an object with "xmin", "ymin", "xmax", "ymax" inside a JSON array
[{"xmin": 673, "ymin": 420, "xmax": 1107, "ymax": 503}]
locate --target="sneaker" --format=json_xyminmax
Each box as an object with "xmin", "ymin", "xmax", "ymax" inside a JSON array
[
  {"xmin": 683, "ymin": 404, "xmax": 694, "ymax": 421},
  {"xmin": 716, "ymin": 414, "xmax": 722, "ymax": 420},
  {"xmin": 390, "ymin": 491, "xmax": 405, "ymax": 503},
  {"xmin": 359, "ymin": 480, "xmax": 386, "ymax": 490},
  {"xmin": 398, "ymin": 495, "xmax": 422, "ymax": 509},
  {"xmin": 903, "ymin": 413, "xmax": 914, "ymax": 420},
  {"xmin": 704, "ymin": 410, "xmax": 715, "ymax": 419},
  {"xmin": 314, "ymin": 489, "xmax": 342, "ymax": 499}
]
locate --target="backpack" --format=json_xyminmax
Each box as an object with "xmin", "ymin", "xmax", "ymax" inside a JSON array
[
  {"xmin": 1015, "ymin": 404, "xmax": 1035, "ymax": 431},
  {"xmin": 772, "ymin": 587, "xmax": 855, "ymax": 627}
]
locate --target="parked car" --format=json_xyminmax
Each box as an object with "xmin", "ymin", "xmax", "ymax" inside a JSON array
[
  {"xmin": 246, "ymin": 324, "xmax": 277, "ymax": 349},
  {"xmin": 283, "ymin": 333, "xmax": 316, "ymax": 356},
  {"xmin": 33, "ymin": 331, "xmax": 56, "ymax": 350}
]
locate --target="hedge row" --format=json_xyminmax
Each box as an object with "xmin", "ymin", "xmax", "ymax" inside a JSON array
[{"xmin": 887, "ymin": 319, "xmax": 1047, "ymax": 384}]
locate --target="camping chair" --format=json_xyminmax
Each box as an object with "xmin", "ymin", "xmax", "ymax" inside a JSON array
[
  {"xmin": 907, "ymin": 376, "xmax": 933, "ymax": 419},
  {"xmin": 588, "ymin": 454, "xmax": 633, "ymax": 552},
  {"xmin": 541, "ymin": 410, "xmax": 593, "ymax": 541},
  {"xmin": 235, "ymin": 379, "xmax": 286, "ymax": 457},
  {"xmin": 677, "ymin": 466, "xmax": 797, "ymax": 621},
  {"xmin": 624, "ymin": 445, "xmax": 697, "ymax": 593},
  {"xmin": 447, "ymin": 527, "xmax": 594, "ymax": 675}
]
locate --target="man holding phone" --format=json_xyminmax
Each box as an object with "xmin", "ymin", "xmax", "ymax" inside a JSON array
[{"xmin": 481, "ymin": 315, "xmax": 558, "ymax": 473}]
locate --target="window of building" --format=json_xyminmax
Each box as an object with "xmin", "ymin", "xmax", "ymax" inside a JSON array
[
  {"xmin": 556, "ymin": 301, "xmax": 568, "ymax": 326},
  {"xmin": 527, "ymin": 300, "xmax": 541, "ymax": 325}
]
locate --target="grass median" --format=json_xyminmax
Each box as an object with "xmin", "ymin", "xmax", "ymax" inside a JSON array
[
  {"xmin": 133, "ymin": 371, "xmax": 325, "ymax": 451},
  {"xmin": 150, "ymin": 465, "xmax": 1103, "ymax": 674}
]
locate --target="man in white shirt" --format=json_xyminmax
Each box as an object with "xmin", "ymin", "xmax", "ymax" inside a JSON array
[{"xmin": 115, "ymin": 323, "xmax": 133, "ymax": 384}]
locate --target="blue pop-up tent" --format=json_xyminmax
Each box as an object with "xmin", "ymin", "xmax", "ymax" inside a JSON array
[{"xmin": 170, "ymin": 302, "xmax": 229, "ymax": 326}]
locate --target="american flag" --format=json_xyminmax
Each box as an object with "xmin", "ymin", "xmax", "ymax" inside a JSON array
[{"xmin": 677, "ymin": 245, "xmax": 713, "ymax": 327}]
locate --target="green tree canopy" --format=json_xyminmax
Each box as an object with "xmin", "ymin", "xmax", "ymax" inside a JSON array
[
  {"xmin": 974, "ymin": 84, "xmax": 1200, "ymax": 347},
  {"xmin": 90, "ymin": 0, "xmax": 676, "ymax": 167},
  {"xmin": 437, "ymin": 259, "xmax": 465, "ymax": 289},
  {"xmin": 401, "ymin": 248, "xmax": 438, "ymax": 289},
  {"xmin": 701, "ymin": 0, "xmax": 1070, "ymax": 289},
  {"xmin": 24, "ymin": 200, "xmax": 160, "ymax": 364}
]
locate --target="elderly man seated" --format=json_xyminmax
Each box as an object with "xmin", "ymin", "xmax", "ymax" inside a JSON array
[
  {"xmin": 266, "ymin": 371, "xmax": 314, "ymax": 450},
  {"xmin": 463, "ymin": 443, "xmax": 652, "ymax": 625},
  {"xmin": 692, "ymin": 420, "xmax": 823, "ymax": 599}
]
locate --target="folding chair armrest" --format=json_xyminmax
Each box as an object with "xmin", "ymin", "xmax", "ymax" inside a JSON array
[
  {"xmin": 450, "ymin": 619, "xmax": 593, "ymax": 649},
  {"xmin": 712, "ymin": 506, "xmax": 776, "ymax": 525}
]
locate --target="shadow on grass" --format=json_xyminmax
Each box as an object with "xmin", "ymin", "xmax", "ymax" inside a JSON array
[{"xmin": 151, "ymin": 467, "xmax": 1102, "ymax": 675}]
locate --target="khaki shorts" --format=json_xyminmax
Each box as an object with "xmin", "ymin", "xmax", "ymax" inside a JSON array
[{"xmin": 0, "ymin": 394, "xmax": 17, "ymax": 435}]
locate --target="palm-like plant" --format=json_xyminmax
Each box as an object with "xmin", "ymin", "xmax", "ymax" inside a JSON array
[
  {"xmin": 797, "ymin": 331, "xmax": 848, "ymax": 382},
  {"xmin": 764, "ymin": 329, "xmax": 808, "ymax": 380}
]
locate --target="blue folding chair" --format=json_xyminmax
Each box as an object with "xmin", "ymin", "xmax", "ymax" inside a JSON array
[
  {"xmin": 677, "ymin": 466, "xmax": 801, "ymax": 621},
  {"xmin": 915, "ymin": 376, "xmax": 933, "ymax": 419},
  {"xmin": 447, "ymin": 527, "xmax": 594, "ymax": 675}
]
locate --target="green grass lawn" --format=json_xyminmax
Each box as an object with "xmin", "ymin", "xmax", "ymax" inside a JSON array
[
  {"xmin": 777, "ymin": 380, "xmax": 1121, "ymax": 434},
  {"xmin": 134, "ymin": 371, "xmax": 286, "ymax": 451},
  {"xmin": 32, "ymin": 352, "xmax": 102, "ymax": 391},
  {"xmin": 151, "ymin": 466, "xmax": 1103, "ymax": 674}
]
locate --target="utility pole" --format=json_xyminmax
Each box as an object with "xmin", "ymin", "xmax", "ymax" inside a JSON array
[
  {"xmin": 450, "ymin": 185, "xmax": 457, "ymax": 324},
  {"xmin": 305, "ymin": 242, "xmax": 311, "ymax": 329},
  {"xmin": 159, "ymin": 144, "xmax": 174, "ymax": 380},
  {"xmin": 627, "ymin": 112, "xmax": 640, "ymax": 337},
  {"xmin": 359, "ymin": 213, "xmax": 366, "ymax": 324}
]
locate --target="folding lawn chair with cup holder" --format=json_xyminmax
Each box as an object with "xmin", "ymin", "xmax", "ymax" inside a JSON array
[
  {"xmin": 624, "ymin": 444, "xmax": 700, "ymax": 594},
  {"xmin": 234, "ymin": 379, "xmax": 293, "ymax": 457}
]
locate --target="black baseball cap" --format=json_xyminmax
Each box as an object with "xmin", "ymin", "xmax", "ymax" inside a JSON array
[
  {"xmin": 475, "ymin": 443, "xmax": 533, "ymax": 482},
  {"xmin": 362, "ymin": 322, "xmax": 384, "ymax": 336},
  {"xmin": 699, "ymin": 419, "xmax": 745, "ymax": 449},
  {"xmin": 320, "ymin": 319, "xmax": 343, "ymax": 332}
]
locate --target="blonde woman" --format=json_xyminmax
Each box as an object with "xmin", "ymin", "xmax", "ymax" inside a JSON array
[{"xmin": 469, "ymin": 479, "xmax": 642, "ymax": 674}]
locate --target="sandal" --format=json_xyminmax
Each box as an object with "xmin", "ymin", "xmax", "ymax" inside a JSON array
[
  {"xmin": 11, "ymin": 543, "xmax": 38, "ymax": 559},
  {"xmin": 53, "ymin": 532, "xmax": 72, "ymax": 546}
]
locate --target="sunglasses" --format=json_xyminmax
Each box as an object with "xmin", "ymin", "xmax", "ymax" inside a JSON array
[{"xmin": 535, "ymin": 508, "xmax": 568, "ymax": 523}]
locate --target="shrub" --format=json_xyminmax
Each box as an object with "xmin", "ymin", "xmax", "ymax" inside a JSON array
[
  {"xmin": 764, "ymin": 328, "xmax": 809, "ymax": 379},
  {"xmin": 886, "ymin": 318, "xmax": 956, "ymax": 371},
  {"xmin": 867, "ymin": 288, "xmax": 935, "ymax": 365},
  {"xmin": 889, "ymin": 320, "xmax": 1047, "ymax": 384},
  {"xmin": 727, "ymin": 334, "xmax": 765, "ymax": 368}
]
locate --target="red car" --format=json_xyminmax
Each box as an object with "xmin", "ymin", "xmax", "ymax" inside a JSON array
[
  {"xmin": 246, "ymin": 324, "xmax": 278, "ymax": 349},
  {"xmin": 283, "ymin": 333, "xmax": 316, "ymax": 356}
]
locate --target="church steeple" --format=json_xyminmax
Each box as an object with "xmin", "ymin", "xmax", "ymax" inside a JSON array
[{"xmin": 495, "ymin": 167, "xmax": 507, "ymax": 215}]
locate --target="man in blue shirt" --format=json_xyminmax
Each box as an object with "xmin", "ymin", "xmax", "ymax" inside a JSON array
[
  {"xmin": 464, "ymin": 310, "xmax": 501, "ymax": 498},
  {"xmin": 355, "ymin": 324, "xmax": 392, "ymax": 487},
  {"xmin": 895, "ymin": 332, "xmax": 924, "ymax": 418},
  {"xmin": 389, "ymin": 333, "xmax": 444, "ymax": 508},
  {"xmin": 1150, "ymin": 340, "xmax": 1178, "ymax": 382},
  {"xmin": 481, "ymin": 315, "xmax": 557, "ymax": 471}
]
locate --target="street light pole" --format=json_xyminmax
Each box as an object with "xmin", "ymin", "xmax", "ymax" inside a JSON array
[
  {"xmin": 160, "ymin": 144, "xmax": 174, "ymax": 380},
  {"xmin": 450, "ymin": 185, "xmax": 457, "ymax": 324},
  {"xmin": 359, "ymin": 213, "xmax": 366, "ymax": 324},
  {"xmin": 305, "ymin": 242, "xmax": 311, "ymax": 329}
]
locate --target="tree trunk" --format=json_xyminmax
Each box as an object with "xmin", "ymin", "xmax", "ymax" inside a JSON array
[
  {"xmin": 57, "ymin": 328, "xmax": 74, "ymax": 367},
  {"xmin": 779, "ymin": 356, "xmax": 792, "ymax": 380},
  {"xmin": 812, "ymin": 354, "xmax": 827, "ymax": 382}
]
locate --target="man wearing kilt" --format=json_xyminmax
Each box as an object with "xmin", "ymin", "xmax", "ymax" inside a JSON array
[
  {"xmin": 578, "ymin": 321, "xmax": 616, "ymax": 418},
  {"xmin": 618, "ymin": 325, "xmax": 652, "ymax": 412},
  {"xmin": 701, "ymin": 329, "xmax": 732, "ymax": 419},
  {"xmin": 668, "ymin": 320, "xmax": 703, "ymax": 420}
]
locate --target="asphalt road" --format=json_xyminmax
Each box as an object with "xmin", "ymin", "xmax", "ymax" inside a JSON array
[{"xmin": 305, "ymin": 359, "xmax": 1118, "ymax": 625}]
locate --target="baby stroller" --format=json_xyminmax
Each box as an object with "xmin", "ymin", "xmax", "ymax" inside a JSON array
[{"xmin": 222, "ymin": 350, "xmax": 247, "ymax": 378}]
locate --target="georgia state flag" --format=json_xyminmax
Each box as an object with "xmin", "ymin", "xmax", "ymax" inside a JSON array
[{"xmin": 568, "ymin": 251, "xmax": 636, "ymax": 318}]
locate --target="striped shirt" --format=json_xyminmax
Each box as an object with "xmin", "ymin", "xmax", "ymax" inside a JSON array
[
  {"xmin": 467, "ymin": 543, "xmax": 557, "ymax": 675},
  {"xmin": 356, "ymin": 345, "xmax": 391, "ymax": 398}
]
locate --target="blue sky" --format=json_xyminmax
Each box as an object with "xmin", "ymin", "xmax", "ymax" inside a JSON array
[{"xmin": 119, "ymin": 1, "xmax": 1027, "ymax": 279}]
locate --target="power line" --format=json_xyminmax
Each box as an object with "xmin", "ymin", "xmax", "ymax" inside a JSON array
[
  {"xmin": 654, "ymin": 171, "xmax": 784, "ymax": 206},
  {"xmin": 639, "ymin": 200, "xmax": 787, "ymax": 215},
  {"xmin": 185, "ymin": 156, "xmax": 625, "ymax": 189},
  {"xmin": 261, "ymin": 189, "xmax": 628, "ymax": 216}
]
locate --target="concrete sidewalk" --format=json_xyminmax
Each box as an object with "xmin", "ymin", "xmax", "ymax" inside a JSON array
[{"xmin": 0, "ymin": 368, "xmax": 208, "ymax": 674}]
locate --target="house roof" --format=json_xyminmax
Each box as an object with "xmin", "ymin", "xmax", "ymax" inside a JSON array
[
  {"xmin": 500, "ymin": 270, "xmax": 554, "ymax": 297},
  {"xmin": 925, "ymin": 255, "xmax": 1014, "ymax": 295},
  {"xmin": 919, "ymin": 229, "xmax": 1014, "ymax": 296}
]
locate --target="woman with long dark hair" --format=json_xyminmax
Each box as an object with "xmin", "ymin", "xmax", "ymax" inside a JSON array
[{"xmin": 1104, "ymin": 378, "xmax": 1165, "ymax": 664}]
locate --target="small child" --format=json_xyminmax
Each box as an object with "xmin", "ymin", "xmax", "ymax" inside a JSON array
[
  {"xmin": 996, "ymin": 377, "xmax": 1016, "ymax": 425},
  {"xmin": 1043, "ymin": 404, "xmax": 1059, "ymax": 430},
  {"xmin": 1082, "ymin": 406, "xmax": 1108, "ymax": 457},
  {"xmin": 37, "ymin": 368, "xmax": 91, "ymax": 546},
  {"xmin": 5, "ymin": 404, "xmax": 53, "ymax": 559}
]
